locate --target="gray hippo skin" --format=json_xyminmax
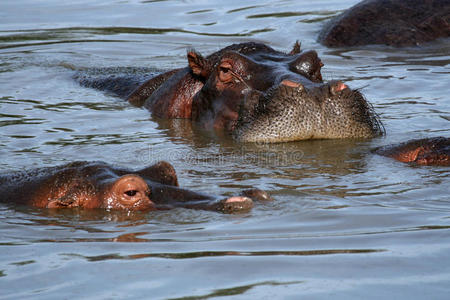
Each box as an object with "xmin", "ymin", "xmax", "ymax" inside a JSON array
[
  {"xmin": 0, "ymin": 161, "xmax": 258, "ymax": 212},
  {"xmin": 77, "ymin": 42, "xmax": 384, "ymax": 143},
  {"xmin": 319, "ymin": 0, "xmax": 450, "ymax": 47}
]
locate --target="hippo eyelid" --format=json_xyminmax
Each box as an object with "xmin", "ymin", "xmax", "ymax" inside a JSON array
[{"xmin": 124, "ymin": 190, "xmax": 138, "ymax": 197}]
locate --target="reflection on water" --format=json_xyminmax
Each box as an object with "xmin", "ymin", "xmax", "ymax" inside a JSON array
[
  {"xmin": 72, "ymin": 248, "xmax": 385, "ymax": 262},
  {"xmin": 167, "ymin": 280, "xmax": 305, "ymax": 300},
  {"xmin": 1, "ymin": 0, "xmax": 449, "ymax": 298}
]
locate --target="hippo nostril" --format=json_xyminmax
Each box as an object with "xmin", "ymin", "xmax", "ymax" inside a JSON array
[
  {"xmin": 280, "ymin": 79, "xmax": 305, "ymax": 93},
  {"xmin": 330, "ymin": 81, "xmax": 348, "ymax": 95},
  {"xmin": 281, "ymin": 79, "xmax": 301, "ymax": 88}
]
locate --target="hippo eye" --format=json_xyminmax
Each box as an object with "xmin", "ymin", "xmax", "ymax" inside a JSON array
[
  {"xmin": 218, "ymin": 61, "xmax": 234, "ymax": 83},
  {"xmin": 124, "ymin": 190, "xmax": 138, "ymax": 197}
]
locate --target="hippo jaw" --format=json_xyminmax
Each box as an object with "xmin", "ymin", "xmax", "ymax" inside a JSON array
[{"xmin": 233, "ymin": 80, "xmax": 384, "ymax": 143}]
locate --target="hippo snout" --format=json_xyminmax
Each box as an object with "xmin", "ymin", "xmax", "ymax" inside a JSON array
[{"xmin": 234, "ymin": 79, "xmax": 384, "ymax": 143}]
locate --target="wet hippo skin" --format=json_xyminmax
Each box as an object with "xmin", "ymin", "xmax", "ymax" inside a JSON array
[
  {"xmin": 319, "ymin": 0, "xmax": 450, "ymax": 47},
  {"xmin": 374, "ymin": 137, "xmax": 450, "ymax": 166},
  {"xmin": 0, "ymin": 161, "xmax": 263, "ymax": 212},
  {"xmin": 77, "ymin": 41, "xmax": 384, "ymax": 143}
]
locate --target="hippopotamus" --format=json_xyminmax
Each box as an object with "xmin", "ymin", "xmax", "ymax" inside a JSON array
[
  {"xmin": 319, "ymin": 0, "xmax": 450, "ymax": 47},
  {"xmin": 374, "ymin": 137, "xmax": 450, "ymax": 166},
  {"xmin": 0, "ymin": 161, "xmax": 261, "ymax": 212},
  {"xmin": 77, "ymin": 41, "xmax": 384, "ymax": 143}
]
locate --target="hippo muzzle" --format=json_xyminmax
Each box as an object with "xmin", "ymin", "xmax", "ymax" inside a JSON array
[{"xmin": 233, "ymin": 79, "xmax": 384, "ymax": 143}]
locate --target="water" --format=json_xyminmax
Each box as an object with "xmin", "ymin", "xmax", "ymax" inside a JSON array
[{"xmin": 0, "ymin": 0, "xmax": 449, "ymax": 298}]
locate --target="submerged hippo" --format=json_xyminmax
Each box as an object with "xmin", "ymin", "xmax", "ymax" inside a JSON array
[
  {"xmin": 0, "ymin": 161, "xmax": 259, "ymax": 212},
  {"xmin": 374, "ymin": 137, "xmax": 450, "ymax": 166},
  {"xmin": 77, "ymin": 42, "xmax": 383, "ymax": 143},
  {"xmin": 319, "ymin": 0, "xmax": 450, "ymax": 47}
]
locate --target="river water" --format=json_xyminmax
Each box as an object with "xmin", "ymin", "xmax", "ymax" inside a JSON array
[{"xmin": 1, "ymin": 0, "xmax": 449, "ymax": 299}]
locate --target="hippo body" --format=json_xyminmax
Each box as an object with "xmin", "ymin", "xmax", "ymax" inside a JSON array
[
  {"xmin": 0, "ymin": 161, "xmax": 254, "ymax": 212},
  {"xmin": 374, "ymin": 137, "xmax": 450, "ymax": 166},
  {"xmin": 319, "ymin": 0, "xmax": 450, "ymax": 47},
  {"xmin": 77, "ymin": 42, "xmax": 383, "ymax": 143}
]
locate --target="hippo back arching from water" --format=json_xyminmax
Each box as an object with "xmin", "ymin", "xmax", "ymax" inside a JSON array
[
  {"xmin": 77, "ymin": 41, "xmax": 384, "ymax": 143},
  {"xmin": 0, "ymin": 161, "xmax": 258, "ymax": 213},
  {"xmin": 319, "ymin": 0, "xmax": 450, "ymax": 47},
  {"xmin": 374, "ymin": 137, "xmax": 450, "ymax": 166}
]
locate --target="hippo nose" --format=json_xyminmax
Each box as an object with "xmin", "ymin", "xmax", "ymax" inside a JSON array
[
  {"xmin": 280, "ymin": 79, "xmax": 305, "ymax": 90},
  {"xmin": 330, "ymin": 81, "xmax": 348, "ymax": 95}
]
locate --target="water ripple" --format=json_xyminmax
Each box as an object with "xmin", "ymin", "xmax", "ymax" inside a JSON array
[{"xmin": 66, "ymin": 248, "xmax": 385, "ymax": 262}]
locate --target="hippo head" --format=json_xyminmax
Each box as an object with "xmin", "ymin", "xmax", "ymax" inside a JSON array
[{"xmin": 187, "ymin": 42, "xmax": 383, "ymax": 143}]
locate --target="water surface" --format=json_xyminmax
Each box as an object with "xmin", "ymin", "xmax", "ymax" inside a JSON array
[{"xmin": 1, "ymin": 0, "xmax": 449, "ymax": 299}]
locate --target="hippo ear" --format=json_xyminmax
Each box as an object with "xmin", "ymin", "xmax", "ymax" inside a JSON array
[
  {"xmin": 137, "ymin": 161, "xmax": 179, "ymax": 187},
  {"xmin": 187, "ymin": 51, "xmax": 210, "ymax": 78},
  {"xmin": 289, "ymin": 41, "xmax": 301, "ymax": 55}
]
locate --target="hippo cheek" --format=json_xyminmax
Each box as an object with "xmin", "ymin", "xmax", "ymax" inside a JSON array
[{"xmin": 108, "ymin": 175, "xmax": 155, "ymax": 210}]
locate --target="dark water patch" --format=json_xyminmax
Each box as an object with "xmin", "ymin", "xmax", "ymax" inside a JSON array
[
  {"xmin": 379, "ymin": 99, "xmax": 434, "ymax": 106},
  {"xmin": 0, "ymin": 39, "xmax": 127, "ymax": 50},
  {"xmin": 227, "ymin": 6, "xmax": 263, "ymax": 14},
  {"xmin": 247, "ymin": 11, "xmax": 338, "ymax": 19},
  {"xmin": 0, "ymin": 62, "xmax": 13, "ymax": 73},
  {"xmin": 186, "ymin": 9, "xmax": 213, "ymax": 15},
  {"xmin": 43, "ymin": 133, "xmax": 155, "ymax": 146},
  {"xmin": 247, "ymin": 11, "xmax": 313, "ymax": 19},
  {"xmin": 168, "ymin": 281, "xmax": 304, "ymax": 300},
  {"xmin": 12, "ymin": 147, "xmax": 41, "ymax": 154},
  {"xmin": 300, "ymin": 16, "xmax": 334, "ymax": 24},
  {"xmin": 9, "ymin": 260, "xmax": 35, "ymax": 266},
  {"xmin": 32, "ymin": 101, "xmax": 128, "ymax": 112},
  {"xmin": 0, "ymin": 26, "xmax": 276, "ymax": 43},
  {"xmin": 0, "ymin": 113, "xmax": 27, "ymax": 118},
  {"xmin": 0, "ymin": 31, "xmax": 81, "ymax": 43},
  {"xmin": 8, "ymin": 135, "xmax": 35, "ymax": 139},
  {"xmin": 67, "ymin": 66, "xmax": 158, "ymax": 75},
  {"xmin": 32, "ymin": 235, "xmax": 154, "ymax": 244},
  {"xmin": 46, "ymin": 127, "xmax": 75, "ymax": 133},
  {"xmin": 0, "ymin": 97, "xmax": 41, "ymax": 105},
  {"xmin": 0, "ymin": 242, "xmax": 29, "ymax": 246},
  {"xmin": 352, "ymin": 225, "xmax": 450, "ymax": 236},
  {"xmin": 0, "ymin": 118, "xmax": 45, "ymax": 127},
  {"xmin": 141, "ymin": 0, "xmax": 171, "ymax": 3},
  {"xmin": 69, "ymin": 248, "xmax": 385, "ymax": 262}
]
